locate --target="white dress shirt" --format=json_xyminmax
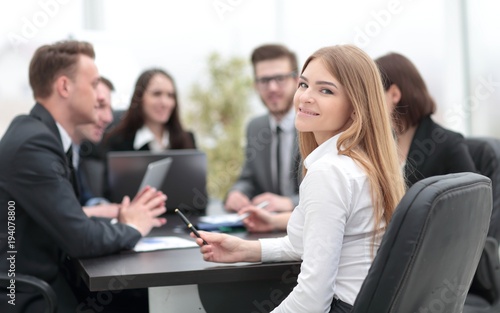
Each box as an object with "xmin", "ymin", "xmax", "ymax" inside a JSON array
[
  {"xmin": 269, "ymin": 108, "xmax": 296, "ymax": 196},
  {"xmin": 260, "ymin": 133, "xmax": 380, "ymax": 312},
  {"xmin": 56, "ymin": 122, "xmax": 72, "ymax": 154},
  {"xmin": 133, "ymin": 125, "xmax": 169, "ymax": 152},
  {"xmin": 72, "ymin": 143, "xmax": 80, "ymax": 169}
]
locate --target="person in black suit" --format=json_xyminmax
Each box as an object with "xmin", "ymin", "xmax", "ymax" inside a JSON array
[
  {"xmin": 375, "ymin": 52, "xmax": 476, "ymax": 187},
  {"xmin": 103, "ymin": 68, "xmax": 196, "ymax": 152},
  {"xmin": 0, "ymin": 40, "xmax": 167, "ymax": 313},
  {"xmin": 74, "ymin": 76, "xmax": 119, "ymax": 218},
  {"xmin": 225, "ymin": 44, "xmax": 301, "ymax": 213}
]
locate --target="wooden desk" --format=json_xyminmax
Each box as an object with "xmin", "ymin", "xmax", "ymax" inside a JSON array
[{"xmin": 76, "ymin": 205, "xmax": 300, "ymax": 312}]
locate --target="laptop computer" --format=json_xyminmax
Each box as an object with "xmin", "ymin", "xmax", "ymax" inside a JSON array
[{"xmin": 107, "ymin": 150, "xmax": 208, "ymax": 212}]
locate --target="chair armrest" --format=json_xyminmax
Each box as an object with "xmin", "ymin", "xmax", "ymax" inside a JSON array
[
  {"xmin": 471, "ymin": 237, "xmax": 500, "ymax": 302},
  {"xmin": 0, "ymin": 273, "xmax": 58, "ymax": 313}
]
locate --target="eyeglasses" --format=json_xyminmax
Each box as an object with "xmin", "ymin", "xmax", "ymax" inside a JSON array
[{"xmin": 255, "ymin": 72, "xmax": 297, "ymax": 89}]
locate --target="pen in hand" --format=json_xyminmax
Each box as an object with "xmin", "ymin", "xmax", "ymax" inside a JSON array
[
  {"xmin": 175, "ymin": 208, "xmax": 209, "ymax": 245},
  {"xmin": 237, "ymin": 200, "xmax": 270, "ymax": 221}
]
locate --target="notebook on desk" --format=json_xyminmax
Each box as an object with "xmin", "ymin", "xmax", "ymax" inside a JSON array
[{"xmin": 107, "ymin": 150, "xmax": 208, "ymax": 212}]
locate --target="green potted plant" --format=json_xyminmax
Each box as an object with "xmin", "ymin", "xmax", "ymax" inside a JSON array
[{"xmin": 186, "ymin": 52, "xmax": 253, "ymax": 200}]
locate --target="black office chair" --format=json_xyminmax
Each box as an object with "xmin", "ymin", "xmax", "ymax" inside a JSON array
[
  {"xmin": 463, "ymin": 137, "xmax": 500, "ymax": 313},
  {"xmin": 465, "ymin": 137, "xmax": 500, "ymax": 241},
  {"xmin": 464, "ymin": 237, "xmax": 500, "ymax": 313},
  {"xmin": 0, "ymin": 273, "xmax": 58, "ymax": 313},
  {"xmin": 350, "ymin": 172, "xmax": 492, "ymax": 313}
]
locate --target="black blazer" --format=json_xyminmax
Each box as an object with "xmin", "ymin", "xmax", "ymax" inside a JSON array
[
  {"xmin": 0, "ymin": 103, "xmax": 141, "ymax": 312},
  {"xmin": 404, "ymin": 115, "xmax": 477, "ymax": 187},
  {"xmin": 103, "ymin": 130, "xmax": 196, "ymax": 152}
]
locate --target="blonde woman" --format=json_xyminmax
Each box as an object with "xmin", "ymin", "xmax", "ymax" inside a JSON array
[{"xmin": 192, "ymin": 45, "xmax": 406, "ymax": 313}]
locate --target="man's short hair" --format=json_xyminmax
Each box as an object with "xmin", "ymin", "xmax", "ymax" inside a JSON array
[
  {"xmin": 251, "ymin": 44, "xmax": 298, "ymax": 74},
  {"xmin": 99, "ymin": 76, "xmax": 115, "ymax": 92},
  {"xmin": 29, "ymin": 40, "xmax": 95, "ymax": 99}
]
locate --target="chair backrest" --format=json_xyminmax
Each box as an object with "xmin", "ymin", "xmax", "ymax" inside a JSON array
[
  {"xmin": 351, "ymin": 172, "xmax": 492, "ymax": 313},
  {"xmin": 464, "ymin": 237, "xmax": 500, "ymax": 311},
  {"xmin": 465, "ymin": 137, "xmax": 500, "ymax": 241},
  {"xmin": 465, "ymin": 137, "xmax": 500, "ymax": 310}
]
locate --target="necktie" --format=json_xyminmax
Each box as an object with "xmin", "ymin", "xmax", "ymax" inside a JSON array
[
  {"xmin": 66, "ymin": 147, "xmax": 80, "ymax": 198},
  {"xmin": 276, "ymin": 126, "xmax": 282, "ymax": 194}
]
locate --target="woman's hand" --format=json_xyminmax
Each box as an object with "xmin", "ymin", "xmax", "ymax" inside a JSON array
[{"xmin": 190, "ymin": 231, "xmax": 261, "ymax": 263}]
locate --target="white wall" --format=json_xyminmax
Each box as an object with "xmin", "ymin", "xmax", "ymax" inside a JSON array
[
  {"xmin": 1, "ymin": 0, "xmax": 498, "ymax": 138},
  {"xmin": 466, "ymin": 0, "xmax": 500, "ymax": 136},
  {"xmin": 0, "ymin": 0, "xmax": 83, "ymax": 135}
]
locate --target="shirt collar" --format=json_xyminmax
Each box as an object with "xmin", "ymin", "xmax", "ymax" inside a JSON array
[
  {"xmin": 56, "ymin": 122, "xmax": 72, "ymax": 153},
  {"xmin": 133, "ymin": 125, "xmax": 169, "ymax": 150},
  {"xmin": 304, "ymin": 132, "xmax": 342, "ymax": 169},
  {"xmin": 269, "ymin": 107, "xmax": 295, "ymax": 132}
]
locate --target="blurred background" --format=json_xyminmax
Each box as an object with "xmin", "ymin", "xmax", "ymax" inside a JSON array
[{"xmin": 0, "ymin": 0, "xmax": 498, "ymax": 143}]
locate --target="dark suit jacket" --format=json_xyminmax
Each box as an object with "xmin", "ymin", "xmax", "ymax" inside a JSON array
[
  {"xmin": 103, "ymin": 130, "xmax": 196, "ymax": 152},
  {"xmin": 404, "ymin": 115, "xmax": 477, "ymax": 187},
  {"xmin": 0, "ymin": 103, "xmax": 141, "ymax": 312},
  {"xmin": 230, "ymin": 114, "xmax": 301, "ymax": 206}
]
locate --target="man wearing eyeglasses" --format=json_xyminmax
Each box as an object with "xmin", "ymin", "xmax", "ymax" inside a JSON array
[{"xmin": 225, "ymin": 44, "xmax": 301, "ymax": 213}]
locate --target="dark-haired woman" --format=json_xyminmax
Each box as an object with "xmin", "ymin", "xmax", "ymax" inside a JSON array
[
  {"xmin": 375, "ymin": 53, "xmax": 476, "ymax": 187},
  {"xmin": 104, "ymin": 68, "xmax": 195, "ymax": 152}
]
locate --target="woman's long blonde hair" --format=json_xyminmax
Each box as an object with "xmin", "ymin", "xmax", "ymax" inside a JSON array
[{"xmin": 299, "ymin": 45, "xmax": 406, "ymax": 236}]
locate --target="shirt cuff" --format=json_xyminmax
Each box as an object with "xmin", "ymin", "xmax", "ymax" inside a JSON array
[
  {"xmin": 125, "ymin": 223, "xmax": 140, "ymax": 233},
  {"xmin": 110, "ymin": 218, "xmax": 141, "ymax": 234},
  {"xmin": 86, "ymin": 197, "xmax": 110, "ymax": 206},
  {"xmin": 259, "ymin": 238, "xmax": 284, "ymax": 262}
]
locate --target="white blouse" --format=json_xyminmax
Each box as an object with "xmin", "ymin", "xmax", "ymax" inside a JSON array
[
  {"xmin": 133, "ymin": 125, "xmax": 169, "ymax": 152},
  {"xmin": 260, "ymin": 133, "xmax": 380, "ymax": 312}
]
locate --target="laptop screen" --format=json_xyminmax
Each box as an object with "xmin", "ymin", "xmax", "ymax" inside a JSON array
[{"xmin": 107, "ymin": 150, "xmax": 208, "ymax": 212}]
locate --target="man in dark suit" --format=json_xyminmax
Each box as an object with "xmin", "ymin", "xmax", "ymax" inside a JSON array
[
  {"xmin": 0, "ymin": 40, "xmax": 167, "ymax": 312},
  {"xmin": 74, "ymin": 76, "xmax": 120, "ymax": 218},
  {"xmin": 225, "ymin": 44, "xmax": 301, "ymax": 213}
]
